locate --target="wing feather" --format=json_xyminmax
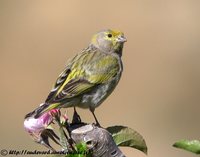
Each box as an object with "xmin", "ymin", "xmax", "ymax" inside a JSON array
[{"xmin": 45, "ymin": 49, "xmax": 120, "ymax": 104}]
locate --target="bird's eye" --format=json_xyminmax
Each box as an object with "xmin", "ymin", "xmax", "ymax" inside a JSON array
[{"xmin": 107, "ymin": 34, "xmax": 112, "ymax": 38}]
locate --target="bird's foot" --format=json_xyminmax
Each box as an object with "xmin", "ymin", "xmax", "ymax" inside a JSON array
[{"xmin": 72, "ymin": 107, "xmax": 82, "ymax": 124}]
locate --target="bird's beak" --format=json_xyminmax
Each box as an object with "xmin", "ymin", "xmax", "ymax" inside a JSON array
[{"xmin": 117, "ymin": 36, "xmax": 127, "ymax": 43}]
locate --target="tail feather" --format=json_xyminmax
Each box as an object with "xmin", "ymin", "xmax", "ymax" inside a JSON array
[
  {"xmin": 24, "ymin": 103, "xmax": 50, "ymax": 119},
  {"xmin": 24, "ymin": 110, "xmax": 35, "ymax": 119},
  {"xmin": 34, "ymin": 103, "xmax": 50, "ymax": 118}
]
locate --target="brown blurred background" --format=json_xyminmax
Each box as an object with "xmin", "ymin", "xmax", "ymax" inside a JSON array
[{"xmin": 0, "ymin": 0, "xmax": 200, "ymax": 156}]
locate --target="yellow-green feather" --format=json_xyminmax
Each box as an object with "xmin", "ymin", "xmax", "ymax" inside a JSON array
[
  {"xmin": 42, "ymin": 103, "xmax": 60, "ymax": 114},
  {"xmin": 53, "ymin": 50, "xmax": 119, "ymax": 99}
]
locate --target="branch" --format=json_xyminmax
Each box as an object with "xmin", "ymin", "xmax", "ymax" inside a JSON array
[
  {"xmin": 25, "ymin": 109, "xmax": 146, "ymax": 156},
  {"xmin": 71, "ymin": 124, "xmax": 126, "ymax": 157}
]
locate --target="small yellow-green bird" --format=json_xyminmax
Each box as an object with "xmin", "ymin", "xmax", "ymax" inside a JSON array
[{"xmin": 26, "ymin": 29, "xmax": 127, "ymax": 125}]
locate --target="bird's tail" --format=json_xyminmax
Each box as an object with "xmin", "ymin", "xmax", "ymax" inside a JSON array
[{"xmin": 24, "ymin": 103, "xmax": 59, "ymax": 119}]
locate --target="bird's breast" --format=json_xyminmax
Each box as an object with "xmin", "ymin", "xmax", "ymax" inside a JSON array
[{"xmin": 80, "ymin": 72, "xmax": 121, "ymax": 109}]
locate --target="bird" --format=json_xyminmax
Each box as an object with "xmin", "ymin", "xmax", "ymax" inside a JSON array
[{"xmin": 25, "ymin": 29, "xmax": 127, "ymax": 125}]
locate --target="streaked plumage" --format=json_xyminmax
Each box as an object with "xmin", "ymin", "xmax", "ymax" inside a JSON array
[{"xmin": 26, "ymin": 29, "xmax": 127, "ymax": 124}]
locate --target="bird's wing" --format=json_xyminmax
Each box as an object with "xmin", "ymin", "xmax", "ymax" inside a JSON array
[{"xmin": 45, "ymin": 50, "xmax": 120, "ymax": 103}]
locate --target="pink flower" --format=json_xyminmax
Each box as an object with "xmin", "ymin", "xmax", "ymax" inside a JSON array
[
  {"xmin": 24, "ymin": 108, "xmax": 60, "ymax": 151},
  {"xmin": 60, "ymin": 111, "xmax": 69, "ymax": 125},
  {"xmin": 24, "ymin": 109, "xmax": 60, "ymax": 133}
]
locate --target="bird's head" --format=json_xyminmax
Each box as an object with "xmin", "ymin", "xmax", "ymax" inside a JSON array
[{"xmin": 91, "ymin": 29, "xmax": 127, "ymax": 55}]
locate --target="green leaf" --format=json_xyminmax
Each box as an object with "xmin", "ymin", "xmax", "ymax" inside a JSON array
[
  {"xmin": 66, "ymin": 154, "xmax": 88, "ymax": 157},
  {"xmin": 106, "ymin": 125, "xmax": 147, "ymax": 154},
  {"xmin": 173, "ymin": 139, "xmax": 200, "ymax": 154},
  {"xmin": 75, "ymin": 142, "xmax": 88, "ymax": 154},
  {"xmin": 66, "ymin": 142, "xmax": 91, "ymax": 157}
]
